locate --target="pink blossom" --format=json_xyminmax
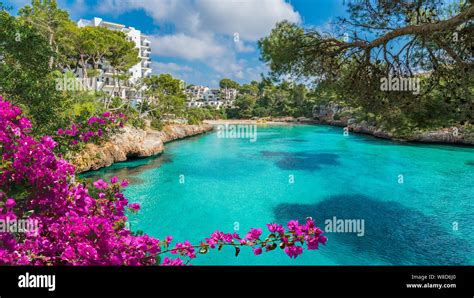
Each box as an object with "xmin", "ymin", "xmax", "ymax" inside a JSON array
[
  {"xmin": 129, "ymin": 203, "xmax": 140, "ymax": 212},
  {"xmin": 267, "ymin": 223, "xmax": 285, "ymax": 235},
  {"xmin": 287, "ymin": 220, "xmax": 299, "ymax": 232},
  {"xmin": 245, "ymin": 228, "xmax": 262, "ymax": 241},
  {"xmin": 5, "ymin": 198, "xmax": 15, "ymax": 208},
  {"xmin": 162, "ymin": 257, "xmax": 184, "ymax": 266},
  {"xmin": 253, "ymin": 247, "xmax": 262, "ymax": 255},
  {"xmin": 284, "ymin": 245, "xmax": 303, "ymax": 259},
  {"xmin": 93, "ymin": 179, "xmax": 108, "ymax": 189}
]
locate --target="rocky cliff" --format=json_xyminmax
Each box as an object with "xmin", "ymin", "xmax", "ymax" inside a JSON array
[
  {"xmin": 71, "ymin": 124, "xmax": 213, "ymax": 173},
  {"xmin": 311, "ymin": 103, "xmax": 474, "ymax": 145}
]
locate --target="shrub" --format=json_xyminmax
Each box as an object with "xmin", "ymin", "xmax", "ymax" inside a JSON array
[{"xmin": 0, "ymin": 97, "xmax": 327, "ymax": 265}]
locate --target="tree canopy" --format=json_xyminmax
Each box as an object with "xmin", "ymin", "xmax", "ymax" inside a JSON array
[
  {"xmin": 259, "ymin": 0, "xmax": 473, "ymax": 131},
  {"xmin": 219, "ymin": 78, "xmax": 240, "ymax": 89}
]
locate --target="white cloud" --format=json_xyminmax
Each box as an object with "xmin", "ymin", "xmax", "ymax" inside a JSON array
[
  {"xmin": 194, "ymin": 0, "xmax": 301, "ymax": 41},
  {"xmin": 150, "ymin": 33, "xmax": 226, "ymax": 61},
  {"xmin": 91, "ymin": 0, "xmax": 299, "ymax": 84},
  {"xmin": 95, "ymin": 0, "xmax": 301, "ymax": 41},
  {"xmin": 152, "ymin": 62, "xmax": 192, "ymax": 73},
  {"xmin": 151, "ymin": 62, "xmax": 193, "ymax": 81},
  {"xmin": 234, "ymin": 41, "xmax": 254, "ymax": 53}
]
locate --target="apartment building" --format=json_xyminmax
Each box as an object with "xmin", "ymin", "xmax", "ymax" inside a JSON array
[
  {"xmin": 185, "ymin": 86, "xmax": 237, "ymax": 109},
  {"xmin": 221, "ymin": 88, "xmax": 238, "ymax": 101},
  {"xmin": 77, "ymin": 17, "xmax": 152, "ymax": 99},
  {"xmin": 184, "ymin": 85, "xmax": 210, "ymax": 101}
]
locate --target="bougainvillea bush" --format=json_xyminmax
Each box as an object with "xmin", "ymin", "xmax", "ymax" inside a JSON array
[
  {"xmin": 55, "ymin": 111, "xmax": 127, "ymax": 154},
  {"xmin": 0, "ymin": 97, "xmax": 327, "ymax": 265}
]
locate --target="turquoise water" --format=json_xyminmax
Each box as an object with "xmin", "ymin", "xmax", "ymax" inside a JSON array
[{"xmin": 83, "ymin": 125, "xmax": 474, "ymax": 265}]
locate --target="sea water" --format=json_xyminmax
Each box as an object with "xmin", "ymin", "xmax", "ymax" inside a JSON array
[{"xmin": 83, "ymin": 124, "xmax": 474, "ymax": 265}]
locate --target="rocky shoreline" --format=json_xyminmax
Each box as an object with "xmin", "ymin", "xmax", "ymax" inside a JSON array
[
  {"xmin": 71, "ymin": 124, "xmax": 213, "ymax": 173},
  {"xmin": 315, "ymin": 118, "xmax": 473, "ymax": 145},
  {"xmin": 302, "ymin": 119, "xmax": 472, "ymax": 145},
  {"xmin": 206, "ymin": 117, "xmax": 473, "ymax": 145},
  {"xmin": 271, "ymin": 105, "xmax": 474, "ymax": 146}
]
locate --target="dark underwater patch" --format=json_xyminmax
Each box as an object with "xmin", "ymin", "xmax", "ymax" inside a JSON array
[
  {"xmin": 80, "ymin": 154, "xmax": 173, "ymax": 185},
  {"xmin": 273, "ymin": 194, "xmax": 472, "ymax": 265},
  {"xmin": 261, "ymin": 151, "xmax": 340, "ymax": 171}
]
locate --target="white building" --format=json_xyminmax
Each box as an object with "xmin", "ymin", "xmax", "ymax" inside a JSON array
[
  {"xmin": 185, "ymin": 86, "xmax": 210, "ymax": 101},
  {"xmin": 184, "ymin": 85, "xmax": 237, "ymax": 109},
  {"xmin": 221, "ymin": 88, "xmax": 238, "ymax": 101},
  {"xmin": 204, "ymin": 89, "xmax": 220, "ymax": 101},
  {"xmin": 77, "ymin": 17, "xmax": 152, "ymax": 99}
]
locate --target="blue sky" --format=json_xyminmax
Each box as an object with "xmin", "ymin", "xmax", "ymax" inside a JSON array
[{"xmin": 6, "ymin": 0, "xmax": 348, "ymax": 87}]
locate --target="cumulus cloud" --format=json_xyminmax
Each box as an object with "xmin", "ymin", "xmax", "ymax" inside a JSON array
[
  {"xmin": 152, "ymin": 62, "xmax": 192, "ymax": 73},
  {"xmin": 95, "ymin": 0, "xmax": 301, "ymax": 41},
  {"xmin": 193, "ymin": 0, "xmax": 301, "ymax": 41},
  {"xmin": 150, "ymin": 33, "xmax": 226, "ymax": 60},
  {"xmin": 234, "ymin": 41, "xmax": 255, "ymax": 53},
  {"xmin": 91, "ymin": 0, "xmax": 300, "ymax": 84}
]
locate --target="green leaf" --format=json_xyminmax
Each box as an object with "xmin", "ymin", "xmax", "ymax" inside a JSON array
[
  {"xmin": 235, "ymin": 246, "xmax": 241, "ymax": 257},
  {"xmin": 268, "ymin": 243, "xmax": 277, "ymax": 251},
  {"xmin": 155, "ymin": 255, "xmax": 161, "ymax": 265}
]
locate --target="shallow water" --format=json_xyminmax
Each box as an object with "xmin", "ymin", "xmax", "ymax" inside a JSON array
[{"xmin": 83, "ymin": 124, "xmax": 474, "ymax": 265}]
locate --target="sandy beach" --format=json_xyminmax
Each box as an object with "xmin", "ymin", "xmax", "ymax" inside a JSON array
[{"xmin": 204, "ymin": 119, "xmax": 298, "ymax": 125}]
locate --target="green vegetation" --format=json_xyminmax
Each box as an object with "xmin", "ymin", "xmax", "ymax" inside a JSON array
[
  {"xmin": 219, "ymin": 78, "xmax": 240, "ymax": 89},
  {"xmin": 1, "ymin": 0, "xmax": 472, "ymax": 145},
  {"xmin": 0, "ymin": 1, "xmax": 195, "ymax": 139},
  {"xmin": 258, "ymin": 1, "xmax": 473, "ymax": 135},
  {"xmin": 223, "ymin": 78, "xmax": 317, "ymax": 119}
]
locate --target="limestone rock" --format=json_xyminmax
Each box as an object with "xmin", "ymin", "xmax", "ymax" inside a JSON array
[{"xmin": 71, "ymin": 124, "xmax": 213, "ymax": 173}]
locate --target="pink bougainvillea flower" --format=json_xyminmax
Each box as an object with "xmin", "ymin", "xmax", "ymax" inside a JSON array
[
  {"xmin": 93, "ymin": 179, "xmax": 108, "ymax": 189},
  {"xmin": 284, "ymin": 245, "xmax": 303, "ymax": 259},
  {"xmin": 129, "ymin": 203, "xmax": 140, "ymax": 212},
  {"xmin": 253, "ymin": 247, "xmax": 262, "ymax": 255},
  {"xmin": 267, "ymin": 223, "xmax": 285, "ymax": 235},
  {"xmin": 245, "ymin": 228, "xmax": 262, "ymax": 241},
  {"xmin": 161, "ymin": 257, "xmax": 184, "ymax": 266},
  {"xmin": 5, "ymin": 198, "xmax": 15, "ymax": 208},
  {"xmin": 110, "ymin": 176, "xmax": 119, "ymax": 184},
  {"xmin": 318, "ymin": 235, "xmax": 328, "ymax": 245},
  {"xmin": 287, "ymin": 220, "xmax": 299, "ymax": 232}
]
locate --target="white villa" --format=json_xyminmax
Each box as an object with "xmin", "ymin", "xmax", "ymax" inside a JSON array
[
  {"xmin": 185, "ymin": 86, "xmax": 237, "ymax": 109},
  {"xmin": 76, "ymin": 17, "xmax": 152, "ymax": 99}
]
